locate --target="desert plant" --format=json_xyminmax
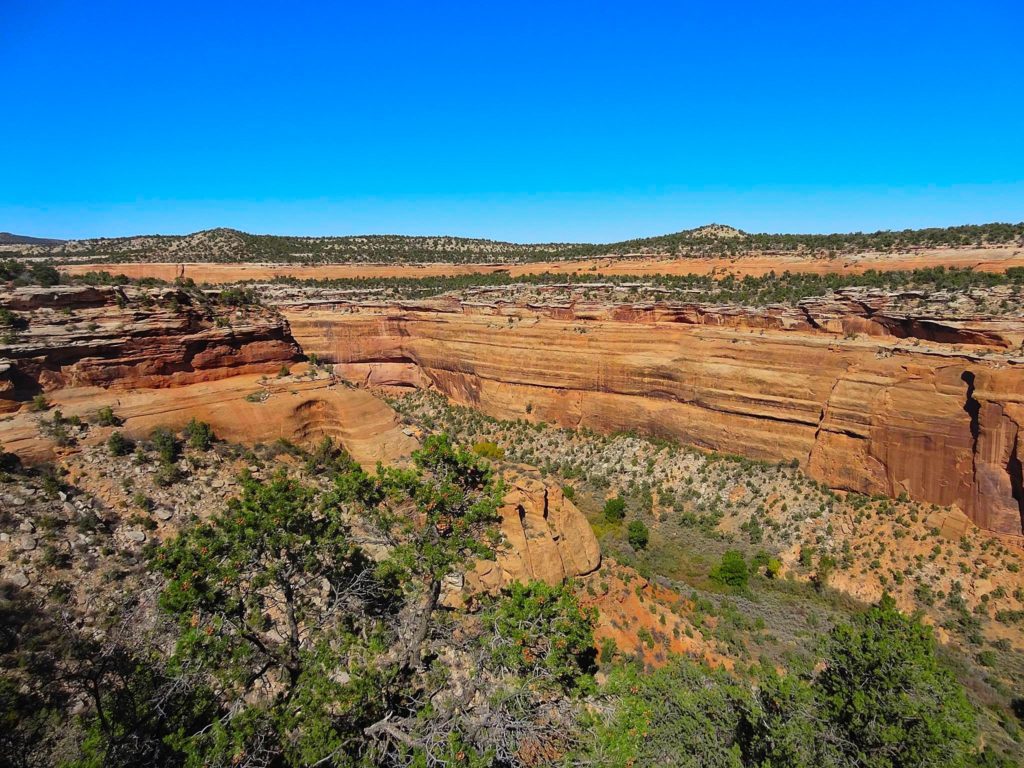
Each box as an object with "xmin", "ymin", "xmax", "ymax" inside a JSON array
[
  {"xmin": 107, "ymin": 431, "xmax": 133, "ymax": 456},
  {"xmin": 182, "ymin": 418, "xmax": 215, "ymax": 451},
  {"xmin": 627, "ymin": 520, "xmax": 650, "ymax": 550},
  {"xmin": 94, "ymin": 405, "xmax": 121, "ymax": 426},
  {"xmin": 603, "ymin": 495, "xmax": 626, "ymax": 522}
]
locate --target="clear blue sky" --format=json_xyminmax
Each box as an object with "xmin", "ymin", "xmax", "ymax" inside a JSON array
[{"xmin": 3, "ymin": 0, "xmax": 1023, "ymax": 242}]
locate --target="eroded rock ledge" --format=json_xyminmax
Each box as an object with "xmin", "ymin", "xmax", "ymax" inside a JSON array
[
  {"xmin": 283, "ymin": 294, "xmax": 1024, "ymax": 537},
  {"xmin": 0, "ymin": 285, "xmax": 300, "ymax": 412},
  {"xmin": 443, "ymin": 466, "xmax": 601, "ymax": 607}
]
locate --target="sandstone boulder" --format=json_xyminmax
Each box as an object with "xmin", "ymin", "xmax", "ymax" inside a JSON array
[{"xmin": 459, "ymin": 466, "xmax": 600, "ymax": 602}]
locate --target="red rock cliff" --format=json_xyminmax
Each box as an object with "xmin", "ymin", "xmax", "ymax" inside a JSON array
[
  {"xmin": 283, "ymin": 296, "xmax": 1024, "ymax": 536},
  {"xmin": 0, "ymin": 285, "xmax": 300, "ymax": 412}
]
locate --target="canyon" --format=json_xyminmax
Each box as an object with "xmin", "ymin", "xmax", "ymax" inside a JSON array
[
  {"xmin": 5, "ymin": 264, "xmax": 1024, "ymax": 762},
  {"xmin": 282, "ymin": 293, "xmax": 1024, "ymax": 538},
  {"xmin": 5, "ymin": 282, "xmax": 1024, "ymax": 537},
  {"xmin": 0, "ymin": 284, "xmax": 601, "ymax": 590}
]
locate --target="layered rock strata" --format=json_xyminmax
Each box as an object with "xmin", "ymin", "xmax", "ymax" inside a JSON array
[
  {"xmin": 283, "ymin": 293, "xmax": 1024, "ymax": 536},
  {"xmin": 0, "ymin": 372, "xmax": 418, "ymax": 470},
  {"xmin": 0, "ymin": 285, "xmax": 299, "ymax": 413}
]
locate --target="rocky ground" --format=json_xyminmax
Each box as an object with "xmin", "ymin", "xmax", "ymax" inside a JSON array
[
  {"xmin": 4, "ymin": 267, "xmax": 1024, "ymax": 761},
  {"xmin": 386, "ymin": 388, "xmax": 1024, "ymax": 754}
]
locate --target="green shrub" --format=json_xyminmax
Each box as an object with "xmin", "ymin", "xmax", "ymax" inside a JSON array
[
  {"xmin": 572, "ymin": 596, "xmax": 980, "ymax": 767},
  {"xmin": 483, "ymin": 580, "xmax": 596, "ymax": 691},
  {"xmin": 799, "ymin": 545, "xmax": 815, "ymax": 568},
  {"xmin": 40, "ymin": 410, "xmax": 75, "ymax": 446},
  {"xmin": 627, "ymin": 520, "xmax": 649, "ymax": 550},
  {"xmin": 816, "ymin": 594, "xmax": 977, "ymax": 766},
  {"xmin": 603, "ymin": 495, "xmax": 626, "ymax": 522},
  {"xmin": 217, "ymin": 287, "xmax": 256, "ymax": 306},
  {"xmin": 150, "ymin": 426, "xmax": 179, "ymax": 463},
  {"xmin": 154, "ymin": 462, "xmax": 181, "ymax": 487},
  {"xmin": 107, "ymin": 431, "xmax": 133, "ymax": 456},
  {"xmin": 183, "ymin": 418, "xmax": 215, "ymax": 450},
  {"xmin": 471, "ymin": 440, "xmax": 504, "ymax": 460},
  {"xmin": 29, "ymin": 263, "xmax": 60, "ymax": 287},
  {"xmin": 94, "ymin": 405, "xmax": 121, "ymax": 426},
  {"xmin": 710, "ymin": 550, "xmax": 749, "ymax": 589}
]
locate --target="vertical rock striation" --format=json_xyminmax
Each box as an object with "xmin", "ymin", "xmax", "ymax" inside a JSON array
[{"xmin": 284, "ymin": 297, "xmax": 1024, "ymax": 536}]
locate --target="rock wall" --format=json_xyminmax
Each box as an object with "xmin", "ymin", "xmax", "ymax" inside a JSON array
[
  {"xmin": 284, "ymin": 297, "xmax": 1024, "ymax": 536},
  {"xmin": 0, "ymin": 286, "xmax": 300, "ymax": 412},
  {"xmin": 0, "ymin": 286, "xmax": 603, "ymax": 591}
]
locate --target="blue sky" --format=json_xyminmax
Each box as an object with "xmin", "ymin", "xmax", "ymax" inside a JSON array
[{"xmin": 2, "ymin": 0, "xmax": 1023, "ymax": 241}]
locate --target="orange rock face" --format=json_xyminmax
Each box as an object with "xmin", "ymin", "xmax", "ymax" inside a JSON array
[
  {"xmin": 284, "ymin": 298, "xmax": 1024, "ymax": 536},
  {"xmin": 464, "ymin": 466, "xmax": 601, "ymax": 597},
  {"xmin": 0, "ymin": 371, "xmax": 419, "ymax": 470},
  {"xmin": 0, "ymin": 286, "xmax": 300, "ymax": 413}
]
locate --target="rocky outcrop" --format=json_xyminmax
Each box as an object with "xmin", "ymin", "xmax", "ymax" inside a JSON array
[
  {"xmin": 449, "ymin": 467, "xmax": 600, "ymax": 604},
  {"xmin": 0, "ymin": 371, "xmax": 419, "ymax": 471},
  {"xmin": 284, "ymin": 295, "xmax": 1024, "ymax": 536},
  {"xmin": 0, "ymin": 285, "xmax": 300, "ymax": 412}
]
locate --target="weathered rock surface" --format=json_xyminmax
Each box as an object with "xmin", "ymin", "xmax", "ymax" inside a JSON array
[
  {"xmin": 284, "ymin": 295, "xmax": 1024, "ymax": 536},
  {"xmin": 452, "ymin": 466, "xmax": 600, "ymax": 604},
  {"xmin": 0, "ymin": 372, "xmax": 419, "ymax": 471},
  {"xmin": 0, "ymin": 285, "xmax": 299, "ymax": 413}
]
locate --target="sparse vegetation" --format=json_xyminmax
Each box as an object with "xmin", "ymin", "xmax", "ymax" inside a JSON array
[
  {"xmin": 9, "ymin": 222, "xmax": 1022, "ymax": 265},
  {"xmin": 94, "ymin": 405, "xmax": 121, "ymax": 426}
]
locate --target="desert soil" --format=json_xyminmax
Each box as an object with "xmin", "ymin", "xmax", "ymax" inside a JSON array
[{"xmin": 58, "ymin": 245, "xmax": 1024, "ymax": 284}]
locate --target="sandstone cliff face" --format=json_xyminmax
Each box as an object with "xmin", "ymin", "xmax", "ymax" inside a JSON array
[
  {"xmin": 0, "ymin": 286, "xmax": 603, "ymax": 599},
  {"xmin": 283, "ymin": 295, "xmax": 1024, "ymax": 536},
  {"xmin": 0, "ymin": 286, "xmax": 300, "ymax": 412}
]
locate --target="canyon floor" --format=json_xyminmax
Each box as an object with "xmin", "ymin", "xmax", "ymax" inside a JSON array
[{"xmin": 4, "ymin": 240, "xmax": 1024, "ymax": 765}]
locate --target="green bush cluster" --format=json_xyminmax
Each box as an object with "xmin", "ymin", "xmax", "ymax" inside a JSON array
[
  {"xmin": 573, "ymin": 595, "xmax": 983, "ymax": 767},
  {"xmin": 627, "ymin": 519, "xmax": 650, "ymax": 550},
  {"xmin": 603, "ymin": 495, "xmax": 627, "ymax": 522},
  {"xmin": 182, "ymin": 418, "xmax": 215, "ymax": 450},
  {"xmin": 710, "ymin": 550, "xmax": 750, "ymax": 589},
  {"xmin": 482, "ymin": 580, "xmax": 596, "ymax": 691}
]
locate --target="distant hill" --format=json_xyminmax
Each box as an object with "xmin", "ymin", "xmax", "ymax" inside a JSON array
[
  {"xmin": 2, "ymin": 222, "xmax": 1022, "ymax": 265},
  {"xmin": 0, "ymin": 232, "xmax": 66, "ymax": 246}
]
